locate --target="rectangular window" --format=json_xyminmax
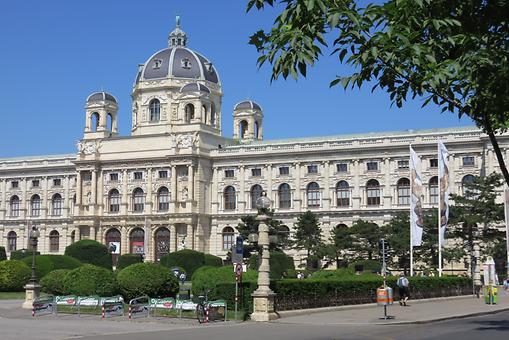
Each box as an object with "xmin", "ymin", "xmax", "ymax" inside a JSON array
[
  {"xmin": 225, "ymin": 169, "xmax": 235, "ymax": 178},
  {"xmin": 31, "ymin": 180, "xmax": 40, "ymax": 188},
  {"xmin": 430, "ymin": 158, "xmax": 438, "ymax": 168},
  {"xmin": 53, "ymin": 178, "xmax": 62, "ymax": 187},
  {"xmin": 109, "ymin": 173, "xmax": 119, "ymax": 181},
  {"xmin": 307, "ymin": 164, "xmax": 318, "ymax": 174},
  {"xmin": 398, "ymin": 160, "xmax": 409, "ymax": 169},
  {"xmin": 366, "ymin": 161, "xmax": 378, "ymax": 171},
  {"xmin": 430, "ymin": 184, "xmax": 438, "ymax": 204},
  {"xmin": 82, "ymin": 172, "xmax": 92, "ymax": 181},
  {"xmin": 279, "ymin": 166, "xmax": 289, "ymax": 175},
  {"xmin": 336, "ymin": 163, "xmax": 348, "ymax": 173},
  {"xmin": 251, "ymin": 168, "xmax": 261, "ymax": 177},
  {"xmin": 158, "ymin": 170, "xmax": 168, "ymax": 179},
  {"xmin": 462, "ymin": 156, "xmax": 475, "ymax": 167},
  {"xmin": 11, "ymin": 181, "xmax": 19, "ymax": 189},
  {"xmin": 134, "ymin": 171, "xmax": 143, "ymax": 180}
]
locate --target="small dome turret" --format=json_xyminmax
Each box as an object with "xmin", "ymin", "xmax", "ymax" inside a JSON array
[
  {"xmin": 234, "ymin": 100, "xmax": 262, "ymax": 111},
  {"xmin": 86, "ymin": 91, "xmax": 117, "ymax": 104}
]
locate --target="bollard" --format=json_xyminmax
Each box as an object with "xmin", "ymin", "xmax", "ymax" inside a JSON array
[
  {"xmin": 205, "ymin": 306, "xmax": 209, "ymax": 323},
  {"xmin": 101, "ymin": 305, "xmax": 105, "ymax": 319}
]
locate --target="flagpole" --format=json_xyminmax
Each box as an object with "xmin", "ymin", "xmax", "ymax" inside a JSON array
[
  {"xmin": 438, "ymin": 142, "xmax": 442, "ymax": 277},
  {"xmin": 409, "ymin": 144, "xmax": 414, "ymax": 277}
]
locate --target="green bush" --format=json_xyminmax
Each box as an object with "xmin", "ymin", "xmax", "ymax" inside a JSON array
[
  {"xmin": 310, "ymin": 268, "xmax": 355, "ymax": 279},
  {"xmin": 116, "ymin": 254, "xmax": 143, "ymax": 271},
  {"xmin": 191, "ymin": 265, "xmax": 258, "ymax": 296},
  {"xmin": 0, "ymin": 260, "xmax": 31, "ymax": 291},
  {"xmin": 117, "ymin": 263, "xmax": 179, "ymax": 301},
  {"xmin": 249, "ymin": 251, "xmax": 295, "ymax": 279},
  {"xmin": 22, "ymin": 255, "xmax": 82, "ymax": 278},
  {"xmin": 160, "ymin": 249, "xmax": 205, "ymax": 277},
  {"xmin": 62, "ymin": 264, "xmax": 117, "ymax": 296},
  {"xmin": 204, "ymin": 254, "xmax": 223, "ymax": 267},
  {"xmin": 10, "ymin": 249, "xmax": 40, "ymax": 261},
  {"xmin": 64, "ymin": 240, "xmax": 112, "ymax": 269},
  {"xmin": 40, "ymin": 269, "xmax": 70, "ymax": 295},
  {"xmin": 0, "ymin": 247, "xmax": 6, "ymax": 261}
]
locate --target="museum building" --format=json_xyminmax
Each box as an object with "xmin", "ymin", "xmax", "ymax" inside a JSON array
[{"xmin": 0, "ymin": 22, "xmax": 507, "ymax": 265}]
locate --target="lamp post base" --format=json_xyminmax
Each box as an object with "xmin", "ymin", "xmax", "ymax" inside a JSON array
[
  {"xmin": 22, "ymin": 282, "xmax": 41, "ymax": 309},
  {"xmin": 251, "ymin": 291, "xmax": 278, "ymax": 321}
]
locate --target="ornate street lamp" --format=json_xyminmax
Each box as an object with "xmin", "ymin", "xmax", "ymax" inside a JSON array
[
  {"xmin": 22, "ymin": 225, "xmax": 41, "ymax": 309},
  {"xmin": 251, "ymin": 191, "xmax": 278, "ymax": 321},
  {"xmin": 472, "ymin": 228, "xmax": 482, "ymax": 297}
]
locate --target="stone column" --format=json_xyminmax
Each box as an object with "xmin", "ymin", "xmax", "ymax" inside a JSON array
[
  {"xmin": 294, "ymin": 162, "xmax": 301, "ymax": 210},
  {"xmin": 121, "ymin": 225, "xmax": 129, "ymax": 255},
  {"xmin": 239, "ymin": 165, "xmax": 245, "ymax": 212},
  {"xmin": 91, "ymin": 170, "xmax": 97, "ymax": 214},
  {"xmin": 122, "ymin": 170, "xmax": 128, "ymax": 214},
  {"xmin": 170, "ymin": 224, "xmax": 176, "ymax": 252},
  {"xmin": 171, "ymin": 165, "xmax": 177, "ymax": 212},
  {"xmin": 323, "ymin": 161, "xmax": 330, "ymax": 210},
  {"xmin": 186, "ymin": 224, "xmax": 194, "ymax": 250},
  {"xmin": 97, "ymin": 171, "xmax": 104, "ymax": 215},
  {"xmin": 64, "ymin": 176, "xmax": 70, "ymax": 218},
  {"xmin": 189, "ymin": 164, "xmax": 194, "ymax": 202},
  {"xmin": 383, "ymin": 157, "xmax": 391, "ymax": 207},
  {"xmin": 147, "ymin": 168, "xmax": 153, "ymax": 214}
]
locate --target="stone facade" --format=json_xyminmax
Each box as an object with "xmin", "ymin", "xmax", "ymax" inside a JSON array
[{"xmin": 0, "ymin": 22, "xmax": 507, "ymax": 266}]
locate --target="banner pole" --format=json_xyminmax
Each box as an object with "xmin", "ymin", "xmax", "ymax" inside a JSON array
[
  {"xmin": 438, "ymin": 142, "xmax": 442, "ymax": 277},
  {"xmin": 409, "ymin": 144, "xmax": 413, "ymax": 277}
]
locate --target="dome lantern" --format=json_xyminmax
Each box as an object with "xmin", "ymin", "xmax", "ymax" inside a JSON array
[{"xmin": 168, "ymin": 15, "xmax": 187, "ymax": 47}]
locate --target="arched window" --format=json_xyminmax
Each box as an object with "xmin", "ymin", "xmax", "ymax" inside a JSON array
[
  {"xmin": 255, "ymin": 121, "xmax": 260, "ymax": 139},
  {"xmin": 429, "ymin": 176, "xmax": 438, "ymax": 204},
  {"xmin": 70, "ymin": 230, "xmax": 76, "ymax": 244},
  {"xmin": 149, "ymin": 99, "xmax": 160, "ymax": 122},
  {"xmin": 336, "ymin": 181, "xmax": 350, "ymax": 207},
  {"xmin": 154, "ymin": 227, "xmax": 170, "ymax": 262},
  {"xmin": 224, "ymin": 186, "xmax": 236, "ymax": 210},
  {"xmin": 108, "ymin": 189, "xmax": 120, "ymax": 212},
  {"xmin": 278, "ymin": 183, "xmax": 291, "ymax": 209},
  {"xmin": 306, "ymin": 182, "xmax": 320, "ymax": 208},
  {"xmin": 462, "ymin": 174, "xmax": 476, "ymax": 194},
  {"xmin": 52, "ymin": 193, "xmax": 62, "ymax": 216},
  {"xmin": 240, "ymin": 120, "xmax": 248, "ymax": 138},
  {"xmin": 222, "ymin": 226, "xmax": 235, "ymax": 251},
  {"xmin": 129, "ymin": 228, "xmax": 145, "ymax": 254},
  {"xmin": 10, "ymin": 196, "xmax": 20, "ymax": 217},
  {"xmin": 49, "ymin": 230, "xmax": 59, "ymax": 252},
  {"xmin": 7, "ymin": 231, "xmax": 17, "ymax": 251},
  {"xmin": 91, "ymin": 112, "xmax": 100, "ymax": 131},
  {"xmin": 277, "ymin": 225, "xmax": 291, "ymax": 247},
  {"xmin": 106, "ymin": 228, "xmax": 121, "ymax": 265},
  {"xmin": 202, "ymin": 105, "xmax": 208, "ymax": 123},
  {"xmin": 132, "ymin": 188, "xmax": 144, "ymax": 212},
  {"xmin": 210, "ymin": 103, "xmax": 216, "ymax": 126},
  {"xmin": 107, "ymin": 113, "xmax": 113, "ymax": 131},
  {"xmin": 397, "ymin": 178, "xmax": 411, "ymax": 205},
  {"xmin": 157, "ymin": 187, "xmax": 170, "ymax": 211},
  {"xmin": 185, "ymin": 103, "xmax": 195, "ymax": 123},
  {"xmin": 250, "ymin": 185, "xmax": 263, "ymax": 209},
  {"xmin": 366, "ymin": 179, "xmax": 381, "ymax": 206},
  {"xmin": 31, "ymin": 195, "xmax": 41, "ymax": 217}
]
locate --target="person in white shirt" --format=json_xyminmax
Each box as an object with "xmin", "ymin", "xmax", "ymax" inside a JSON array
[{"xmin": 397, "ymin": 273, "xmax": 410, "ymax": 306}]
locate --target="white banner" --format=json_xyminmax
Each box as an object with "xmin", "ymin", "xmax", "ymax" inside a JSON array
[
  {"xmin": 504, "ymin": 189, "xmax": 509, "ymax": 276},
  {"xmin": 410, "ymin": 146, "xmax": 424, "ymax": 246},
  {"xmin": 438, "ymin": 141, "xmax": 449, "ymax": 247}
]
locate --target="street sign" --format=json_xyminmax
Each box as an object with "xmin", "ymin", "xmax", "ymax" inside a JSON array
[
  {"xmin": 235, "ymin": 263, "xmax": 243, "ymax": 280},
  {"xmin": 232, "ymin": 236, "xmax": 244, "ymax": 264}
]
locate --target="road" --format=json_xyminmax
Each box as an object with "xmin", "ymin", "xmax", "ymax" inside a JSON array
[{"xmin": 71, "ymin": 310, "xmax": 509, "ymax": 340}]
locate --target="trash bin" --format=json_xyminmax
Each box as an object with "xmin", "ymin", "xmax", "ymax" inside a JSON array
[
  {"xmin": 484, "ymin": 286, "xmax": 498, "ymax": 304},
  {"xmin": 492, "ymin": 287, "xmax": 498, "ymax": 304},
  {"xmin": 377, "ymin": 288, "xmax": 389, "ymax": 306}
]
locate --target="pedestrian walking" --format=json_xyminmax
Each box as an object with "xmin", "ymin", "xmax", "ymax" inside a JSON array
[{"xmin": 397, "ymin": 273, "xmax": 410, "ymax": 306}]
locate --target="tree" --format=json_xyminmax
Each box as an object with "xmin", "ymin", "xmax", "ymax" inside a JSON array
[
  {"xmin": 382, "ymin": 213, "xmax": 410, "ymax": 273},
  {"xmin": 414, "ymin": 210, "xmax": 439, "ymax": 270},
  {"xmin": 293, "ymin": 210, "xmax": 323, "ymax": 269},
  {"xmin": 247, "ymin": 0, "xmax": 509, "ymax": 185},
  {"xmin": 320, "ymin": 224, "xmax": 354, "ymax": 268},
  {"xmin": 236, "ymin": 211, "xmax": 285, "ymax": 256},
  {"xmin": 349, "ymin": 220, "xmax": 381, "ymax": 260}
]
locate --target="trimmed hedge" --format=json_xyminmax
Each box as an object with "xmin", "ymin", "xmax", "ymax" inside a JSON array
[
  {"xmin": 191, "ymin": 265, "xmax": 258, "ymax": 296},
  {"xmin": 209, "ymin": 276, "xmax": 473, "ymax": 313},
  {"xmin": 0, "ymin": 260, "xmax": 31, "ymax": 291},
  {"xmin": 64, "ymin": 240, "xmax": 112, "ymax": 269},
  {"xmin": 159, "ymin": 249, "xmax": 205, "ymax": 277},
  {"xmin": 116, "ymin": 254, "xmax": 143, "ymax": 271},
  {"xmin": 22, "ymin": 255, "xmax": 82, "ymax": 278},
  {"xmin": 348, "ymin": 260, "xmax": 381, "ymax": 273},
  {"xmin": 10, "ymin": 249, "xmax": 40, "ymax": 261},
  {"xmin": 249, "ymin": 251, "xmax": 295, "ymax": 279},
  {"xmin": 0, "ymin": 247, "xmax": 6, "ymax": 261},
  {"xmin": 204, "ymin": 254, "xmax": 223, "ymax": 267},
  {"xmin": 40, "ymin": 269, "xmax": 70, "ymax": 295},
  {"xmin": 117, "ymin": 263, "xmax": 179, "ymax": 301},
  {"xmin": 62, "ymin": 264, "xmax": 117, "ymax": 296}
]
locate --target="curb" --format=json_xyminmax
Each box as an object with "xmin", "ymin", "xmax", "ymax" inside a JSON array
[{"xmin": 277, "ymin": 295, "xmax": 475, "ymax": 318}]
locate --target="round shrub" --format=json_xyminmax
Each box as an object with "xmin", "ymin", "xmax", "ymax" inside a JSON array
[
  {"xmin": 40, "ymin": 269, "xmax": 70, "ymax": 295},
  {"xmin": 22, "ymin": 255, "xmax": 82, "ymax": 278},
  {"xmin": 0, "ymin": 247, "xmax": 7, "ymax": 261},
  {"xmin": 0, "ymin": 260, "xmax": 31, "ymax": 291},
  {"xmin": 116, "ymin": 254, "xmax": 143, "ymax": 271},
  {"xmin": 117, "ymin": 263, "xmax": 178, "ymax": 301},
  {"xmin": 64, "ymin": 240, "xmax": 112, "ymax": 269},
  {"xmin": 160, "ymin": 249, "xmax": 205, "ymax": 277},
  {"xmin": 10, "ymin": 249, "xmax": 39, "ymax": 261},
  {"xmin": 191, "ymin": 266, "xmax": 258, "ymax": 296},
  {"xmin": 204, "ymin": 254, "xmax": 223, "ymax": 267},
  {"xmin": 62, "ymin": 264, "xmax": 117, "ymax": 296}
]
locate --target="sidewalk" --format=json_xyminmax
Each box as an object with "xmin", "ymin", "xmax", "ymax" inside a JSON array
[{"xmin": 275, "ymin": 293, "xmax": 509, "ymax": 325}]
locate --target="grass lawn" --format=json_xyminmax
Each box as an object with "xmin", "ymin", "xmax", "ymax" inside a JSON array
[{"xmin": 0, "ymin": 292, "xmax": 25, "ymax": 299}]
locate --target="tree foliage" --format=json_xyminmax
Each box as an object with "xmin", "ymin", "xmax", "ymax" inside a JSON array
[
  {"xmin": 293, "ymin": 210, "xmax": 323, "ymax": 269},
  {"xmin": 349, "ymin": 219, "xmax": 381, "ymax": 260},
  {"xmin": 247, "ymin": 0, "xmax": 509, "ymax": 184},
  {"xmin": 320, "ymin": 223, "xmax": 354, "ymax": 268}
]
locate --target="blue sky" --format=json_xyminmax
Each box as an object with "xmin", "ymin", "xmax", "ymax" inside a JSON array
[{"xmin": 0, "ymin": 0, "xmax": 473, "ymax": 158}]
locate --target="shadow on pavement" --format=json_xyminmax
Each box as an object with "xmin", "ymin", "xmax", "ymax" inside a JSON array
[{"xmin": 470, "ymin": 319, "xmax": 509, "ymax": 332}]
